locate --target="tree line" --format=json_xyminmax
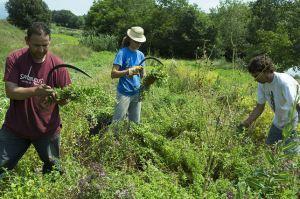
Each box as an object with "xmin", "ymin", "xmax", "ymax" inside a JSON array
[
  {"xmin": 5, "ymin": 0, "xmax": 84, "ymax": 29},
  {"xmin": 4, "ymin": 0, "xmax": 300, "ymax": 70}
]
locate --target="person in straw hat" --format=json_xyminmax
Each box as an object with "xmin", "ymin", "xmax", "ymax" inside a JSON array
[{"xmin": 111, "ymin": 26, "xmax": 146, "ymax": 124}]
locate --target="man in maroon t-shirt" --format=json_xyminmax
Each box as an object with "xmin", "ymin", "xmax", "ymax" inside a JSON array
[{"xmin": 0, "ymin": 22, "xmax": 71, "ymax": 175}]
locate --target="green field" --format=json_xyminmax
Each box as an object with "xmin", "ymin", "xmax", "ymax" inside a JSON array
[{"xmin": 0, "ymin": 20, "xmax": 299, "ymax": 199}]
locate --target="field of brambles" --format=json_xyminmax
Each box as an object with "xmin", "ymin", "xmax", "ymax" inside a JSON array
[{"xmin": 0, "ymin": 20, "xmax": 299, "ymax": 198}]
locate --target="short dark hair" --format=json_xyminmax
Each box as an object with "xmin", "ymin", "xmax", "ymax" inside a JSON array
[
  {"xmin": 27, "ymin": 22, "xmax": 51, "ymax": 39},
  {"xmin": 248, "ymin": 55, "xmax": 275, "ymax": 74}
]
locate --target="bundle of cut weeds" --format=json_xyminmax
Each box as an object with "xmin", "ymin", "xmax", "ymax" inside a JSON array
[
  {"xmin": 47, "ymin": 86, "xmax": 80, "ymax": 104},
  {"xmin": 54, "ymin": 86, "xmax": 79, "ymax": 101},
  {"xmin": 140, "ymin": 65, "xmax": 168, "ymax": 100}
]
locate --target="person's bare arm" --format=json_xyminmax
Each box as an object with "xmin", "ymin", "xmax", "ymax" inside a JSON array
[
  {"xmin": 111, "ymin": 64, "xmax": 129, "ymax": 78},
  {"xmin": 242, "ymin": 103, "xmax": 265, "ymax": 127},
  {"xmin": 111, "ymin": 64, "xmax": 143, "ymax": 79},
  {"xmin": 5, "ymin": 82, "xmax": 54, "ymax": 100}
]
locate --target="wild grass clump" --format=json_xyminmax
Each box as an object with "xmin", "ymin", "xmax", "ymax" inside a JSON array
[
  {"xmin": 0, "ymin": 155, "xmax": 88, "ymax": 199},
  {"xmin": 79, "ymin": 33, "xmax": 118, "ymax": 52},
  {"xmin": 0, "ymin": 20, "xmax": 24, "ymax": 68},
  {"xmin": 50, "ymin": 36, "xmax": 93, "ymax": 63},
  {"xmin": 51, "ymin": 24, "xmax": 83, "ymax": 37}
]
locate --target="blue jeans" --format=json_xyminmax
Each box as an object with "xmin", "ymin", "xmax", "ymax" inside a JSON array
[
  {"xmin": 266, "ymin": 124, "xmax": 283, "ymax": 145},
  {"xmin": 112, "ymin": 92, "xmax": 141, "ymax": 123},
  {"xmin": 267, "ymin": 124, "xmax": 300, "ymax": 154},
  {"xmin": 0, "ymin": 127, "xmax": 61, "ymax": 175}
]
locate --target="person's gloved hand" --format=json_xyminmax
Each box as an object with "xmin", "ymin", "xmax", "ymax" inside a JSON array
[{"xmin": 128, "ymin": 66, "xmax": 143, "ymax": 77}]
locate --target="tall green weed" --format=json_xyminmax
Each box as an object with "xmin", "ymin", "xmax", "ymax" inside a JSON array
[{"xmin": 79, "ymin": 33, "xmax": 118, "ymax": 52}]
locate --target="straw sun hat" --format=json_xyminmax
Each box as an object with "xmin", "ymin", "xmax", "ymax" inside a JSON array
[{"xmin": 127, "ymin": 26, "xmax": 146, "ymax": 43}]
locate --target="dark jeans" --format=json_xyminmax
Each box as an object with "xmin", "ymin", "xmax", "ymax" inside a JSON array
[
  {"xmin": 266, "ymin": 124, "xmax": 284, "ymax": 145},
  {"xmin": 267, "ymin": 124, "xmax": 300, "ymax": 154},
  {"xmin": 0, "ymin": 127, "xmax": 61, "ymax": 175}
]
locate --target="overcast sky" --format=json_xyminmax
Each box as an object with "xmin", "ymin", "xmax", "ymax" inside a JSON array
[{"xmin": 0, "ymin": 0, "xmax": 254, "ymax": 16}]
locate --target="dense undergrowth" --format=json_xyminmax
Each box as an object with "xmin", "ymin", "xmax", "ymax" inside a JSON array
[{"xmin": 0, "ymin": 21, "xmax": 299, "ymax": 198}]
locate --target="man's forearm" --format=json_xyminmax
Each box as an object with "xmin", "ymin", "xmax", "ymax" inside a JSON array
[
  {"xmin": 243, "ymin": 104, "xmax": 265, "ymax": 127},
  {"xmin": 6, "ymin": 86, "xmax": 37, "ymax": 100},
  {"xmin": 111, "ymin": 69, "xmax": 129, "ymax": 78}
]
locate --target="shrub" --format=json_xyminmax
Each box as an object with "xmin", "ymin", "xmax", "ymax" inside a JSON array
[
  {"xmin": 79, "ymin": 33, "xmax": 118, "ymax": 52},
  {"xmin": 5, "ymin": 0, "xmax": 51, "ymax": 29}
]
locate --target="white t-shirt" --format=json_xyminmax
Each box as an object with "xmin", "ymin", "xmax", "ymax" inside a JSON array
[{"xmin": 257, "ymin": 72, "xmax": 300, "ymax": 129}]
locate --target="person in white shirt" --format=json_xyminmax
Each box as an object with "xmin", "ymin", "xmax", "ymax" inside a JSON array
[{"xmin": 240, "ymin": 55, "xmax": 300, "ymax": 145}]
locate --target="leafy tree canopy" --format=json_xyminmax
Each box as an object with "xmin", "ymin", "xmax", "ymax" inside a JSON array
[
  {"xmin": 5, "ymin": 0, "xmax": 51, "ymax": 29},
  {"xmin": 52, "ymin": 10, "xmax": 84, "ymax": 29},
  {"xmin": 85, "ymin": 0, "xmax": 213, "ymax": 58}
]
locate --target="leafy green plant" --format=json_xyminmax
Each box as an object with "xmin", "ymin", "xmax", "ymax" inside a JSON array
[
  {"xmin": 54, "ymin": 86, "xmax": 80, "ymax": 101},
  {"xmin": 140, "ymin": 64, "xmax": 168, "ymax": 100},
  {"xmin": 79, "ymin": 33, "xmax": 118, "ymax": 52},
  {"xmin": 243, "ymin": 104, "xmax": 300, "ymax": 198}
]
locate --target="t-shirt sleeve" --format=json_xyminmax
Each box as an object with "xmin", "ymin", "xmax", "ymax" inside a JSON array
[
  {"xmin": 3, "ymin": 55, "xmax": 19, "ymax": 83},
  {"xmin": 113, "ymin": 50, "xmax": 123, "ymax": 68},
  {"xmin": 257, "ymin": 83, "xmax": 266, "ymax": 104}
]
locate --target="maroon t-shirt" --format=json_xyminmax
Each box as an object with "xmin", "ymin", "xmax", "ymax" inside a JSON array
[{"xmin": 3, "ymin": 48, "xmax": 71, "ymax": 140}]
